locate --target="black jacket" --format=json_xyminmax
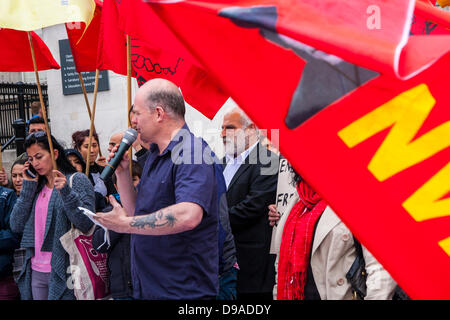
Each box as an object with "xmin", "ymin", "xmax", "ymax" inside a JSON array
[
  {"xmin": 0, "ymin": 187, "xmax": 19, "ymax": 278},
  {"xmin": 92, "ymin": 216, "xmax": 132, "ymax": 299},
  {"xmin": 135, "ymin": 148, "xmax": 148, "ymax": 169},
  {"xmin": 223, "ymin": 143, "xmax": 279, "ymax": 294}
]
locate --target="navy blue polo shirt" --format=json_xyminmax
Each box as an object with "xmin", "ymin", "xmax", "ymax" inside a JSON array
[{"xmin": 131, "ymin": 124, "xmax": 219, "ymax": 299}]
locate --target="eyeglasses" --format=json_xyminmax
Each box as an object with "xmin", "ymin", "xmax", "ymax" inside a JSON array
[{"xmin": 25, "ymin": 130, "xmax": 47, "ymax": 143}]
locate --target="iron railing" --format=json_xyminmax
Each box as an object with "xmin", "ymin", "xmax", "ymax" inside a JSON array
[{"xmin": 0, "ymin": 82, "xmax": 49, "ymax": 151}]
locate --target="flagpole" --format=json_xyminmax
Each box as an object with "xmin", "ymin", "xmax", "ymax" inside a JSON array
[
  {"xmin": 78, "ymin": 73, "xmax": 93, "ymax": 119},
  {"xmin": 78, "ymin": 72, "xmax": 102, "ymax": 157},
  {"xmin": 85, "ymin": 69, "xmax": 100, "ymax": 177},
  {"xmin": 27, "ymin": 31, "xmax": 57, "ymax": 170},
  {"xmin": 127, "ymin": 35, "xmax": 133, "ymax": 177}
]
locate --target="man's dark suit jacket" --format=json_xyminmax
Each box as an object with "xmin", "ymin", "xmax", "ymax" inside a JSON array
[{"xmin": 223, "ymin": 142, "xmax": 279, "ymax": 294}]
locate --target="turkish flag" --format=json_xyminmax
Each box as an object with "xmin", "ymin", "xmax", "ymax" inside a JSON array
[
  {"xmin": 0, "ymin": 28, "xmax": 60, "ymax": 71},
  {"xmin": 65, "ymin": 0, "xmax": 102, "ymax": 73}
]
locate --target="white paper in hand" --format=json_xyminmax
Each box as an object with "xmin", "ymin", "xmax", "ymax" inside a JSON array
[{"xmin": 78, "ymin": 207, "xmax": 110, "ymax": 250}]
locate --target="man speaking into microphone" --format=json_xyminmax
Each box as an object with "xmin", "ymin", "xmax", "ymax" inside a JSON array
[{"xmin": 95, "ymin": 79, "xmax": 219, "ymax": 300}]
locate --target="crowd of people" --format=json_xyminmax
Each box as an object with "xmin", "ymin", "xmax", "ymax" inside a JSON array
[{"xmin": 0, "ymin": 78, "xmax": 403, "ymax": 300}]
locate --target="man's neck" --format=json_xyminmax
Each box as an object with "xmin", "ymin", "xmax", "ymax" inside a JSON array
[
  {"xmin": 45, "ymin": 173, "xmax": 54, "ymax": 189},
  {"xmin": 157, "ymin": 121, "xmax": 186, "ymax": 155}
]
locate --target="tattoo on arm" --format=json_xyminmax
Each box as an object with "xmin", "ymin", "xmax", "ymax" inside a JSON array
[{"xmin": 130, "ymin": 209, "xmax": 177, "ymax": 229}]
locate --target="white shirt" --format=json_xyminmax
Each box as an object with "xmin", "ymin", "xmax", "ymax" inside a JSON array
[{"xmin": 223, "ymin": 141, "xmax": 258, "ymax": 189}]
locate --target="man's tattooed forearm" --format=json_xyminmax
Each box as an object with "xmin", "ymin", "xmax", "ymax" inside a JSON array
[{"xmin": 130, "ymin": 210, "xmax": 177, "ymax": 229}]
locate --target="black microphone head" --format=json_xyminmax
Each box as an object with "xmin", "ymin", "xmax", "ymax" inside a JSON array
[{"xmin": 122, "ymin": 128, "xmax": 138, "ymax": 145}]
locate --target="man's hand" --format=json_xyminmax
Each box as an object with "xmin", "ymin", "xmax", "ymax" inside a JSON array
[
  {"xmin": 106, "ymin": 144, "xmax": 130, "ymax": 175},
  {"xmin": 22, "ymin": 161, "xmax": 39, "ymax": 182},
  {"xmin": 95, "ymin": 195, "xmax": 131, "ymax": 233},
  {"xmin": 0, "ymin": 168, "xmax": 8, "ymax": 186},
  {"xmin": 53, "ymin": 170, "xmax": 67, "ymax": 190},
  {"xmin": 95, "ymin": 156, "xmax": 107, "ymax": 167},
  {"xmin": 268, "ymin": 204, "xmax": 281, "ymax": 227}
]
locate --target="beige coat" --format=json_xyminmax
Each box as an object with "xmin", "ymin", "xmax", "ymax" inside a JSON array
[{"xmin": 273, "ymin": 192, "xmax": 397, "ymax": 300}]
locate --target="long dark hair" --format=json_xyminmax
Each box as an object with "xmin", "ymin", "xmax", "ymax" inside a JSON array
[
  {"xmin": 72, "ymin": 129, "xmax": 99, "ymax": 151},
  {"xmin": 24, "ymin": 132, "xmax": 77, "ymax": 187},
  {"xmin": 64, "ymin": 148, "xmax": 87, "ymax": 173}
]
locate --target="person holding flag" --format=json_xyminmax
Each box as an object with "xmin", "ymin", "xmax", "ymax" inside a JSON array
[{"xmin": 10, "ymin": 132, "xmax": 95, "ymax": 300}]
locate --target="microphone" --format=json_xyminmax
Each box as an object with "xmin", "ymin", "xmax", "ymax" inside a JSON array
[{"xmin": 100, "ymin": 128, "xmax": 138, "ymax": 181}]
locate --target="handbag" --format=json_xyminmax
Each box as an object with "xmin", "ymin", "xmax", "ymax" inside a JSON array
[
  {"xmin": 59, "ymin": 173, "xmax": 110, "ymax": 300},
  {"xmin": 345, "ymin": 236, "xmax": 367, "ymax": 300}
]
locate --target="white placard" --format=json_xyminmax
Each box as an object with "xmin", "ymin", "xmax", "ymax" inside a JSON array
[{"xmin": 269, "ymin": 158, "xmax": 296, "ymax": 254}]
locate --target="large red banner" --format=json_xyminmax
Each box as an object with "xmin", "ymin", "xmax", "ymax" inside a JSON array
[
  {"xmin": 135, "ymin": 0, "xmax": 450, "ymax": 298},
  {"xmin": 412, "ymin": 0, "xmax": 450, "ymax": 34},
  {"xmin": 95, "ymin": 0, "xmax": 228, "ymax": 119},
  {"xmin": 266, "ymin": 53, "xmax": 450, "ymax": 300}
]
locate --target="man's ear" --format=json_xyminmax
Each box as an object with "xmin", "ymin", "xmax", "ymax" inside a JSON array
[
  {"xmin": 155, "ymin": 106, "xmax": 165, "ymax": 122},
  {"xmin": 245, "ymin": 123, "xmax": 257, "ymax": 134}
]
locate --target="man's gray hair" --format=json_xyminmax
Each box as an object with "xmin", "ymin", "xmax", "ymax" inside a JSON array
[
  {"xmin": 227, "ymin": 107, "xmax": 254, "ymax": 128},
  {"xmin": 146, "ymin": 88, "xmax": 186, "ymax": 119}
]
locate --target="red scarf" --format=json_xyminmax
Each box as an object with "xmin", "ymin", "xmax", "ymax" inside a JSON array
[{"xmin": 277, "ymin": 180, "xmax": 327, "ymax": 300}]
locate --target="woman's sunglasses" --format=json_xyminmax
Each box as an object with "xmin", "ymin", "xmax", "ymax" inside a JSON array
[{"xmin": 25, "ymin": 130, "xmax": 47, "ymax": 142}]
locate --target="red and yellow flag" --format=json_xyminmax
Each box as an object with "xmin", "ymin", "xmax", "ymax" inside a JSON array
[
  {"xmin": 136, "ymin": 0, "xmax": 450, "ymax": 298},
  {"xmin": 282, "ymin": 53, "xmax": 450, "ymax": 300}
]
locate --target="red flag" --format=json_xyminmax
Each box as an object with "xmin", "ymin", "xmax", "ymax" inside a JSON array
[
  {"xmin": 415, "ymin": 0, "xmax": 450, "ymax": 29},
  {"xmin": 273, "ymin": 0, "xmax": 450, "ymax": 79},
  {"xmin": 137, "ymin": 0, "xmax": 450, "ymax": 298},
  {"xmin": 280, "ymin": 52, "xmax": 450, "ymax": 300},
  {"xmin": 124, "ymin": 0, "xmax": 306, "ymax": 122},
  {"xmin": 0, "ymin": 28, "xmax": 60, "ymax": 71},
  {"xmin": 132, "ymin": 0, "xmax": 450, "ymax": 128},
  {"xmin": 112, "ymin": 0, "xmax": 228, "ymax": 119},
  {"xmin": 96, "ymin": 0, "xmax": 132, "ymax": 76},
  {"xmin": 144, "ymin": 0, "xmax": 450, "ymax": 78},
  {"xmin": 411, "ymin": 0, "xmax": 450, "ymax": 34},
  {"xmin": 97, "ymin": 0, "xmax": 227, "ymax": 119},
  {"xmin": 130, "ymin": 39, "xmax": 228, "ymax": 119},
  {"xmin": 65, "ymin": 1, "xmax": 102, "ymax": 73}
]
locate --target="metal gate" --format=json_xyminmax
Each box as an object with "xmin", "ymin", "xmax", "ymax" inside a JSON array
[{"xmin": 0, "ymin": 82, "xmax": 49, "ymax": 150}]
